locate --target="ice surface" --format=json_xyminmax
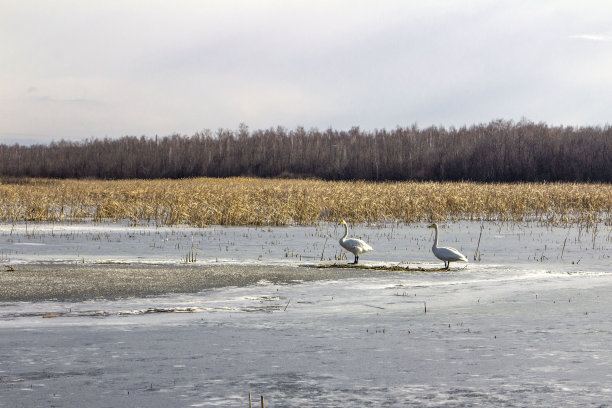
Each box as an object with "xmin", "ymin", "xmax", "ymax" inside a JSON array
[
  {"xmin": 0, "ymin": 221, "xmax": 611, "ymax": 407},
  {"xmin": 1, "ymin": 221, "xmax": 609, "ymax": 271}
]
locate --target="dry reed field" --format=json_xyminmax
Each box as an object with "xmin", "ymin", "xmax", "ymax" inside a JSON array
[{"xmin": 0, "ymin": 177, "xmax": 610, "ymax": 226}]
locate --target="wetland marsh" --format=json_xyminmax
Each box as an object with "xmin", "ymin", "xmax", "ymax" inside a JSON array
[{"xmin": 1, "ymin": 177, "xmax": 610, "ymax": 406}]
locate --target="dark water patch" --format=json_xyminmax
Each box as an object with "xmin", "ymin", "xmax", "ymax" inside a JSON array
[{"xmin": 308, "ymin": 263, "xmax": 451, "ymax": 272}]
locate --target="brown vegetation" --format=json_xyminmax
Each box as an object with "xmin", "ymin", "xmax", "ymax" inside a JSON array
[{"xmin": 0, "ymin": 178, "xmax": 609, "ymax": 226}]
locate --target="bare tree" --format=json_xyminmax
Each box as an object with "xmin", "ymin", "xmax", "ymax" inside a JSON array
[{"xmin": 1, "ymin": 120, "xmax": 610, "ymax": 182}]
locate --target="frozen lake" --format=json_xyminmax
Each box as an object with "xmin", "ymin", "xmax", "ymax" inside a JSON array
[{"xmin": 1, "ymin": 221, "xmax": 611, "ymax": 407}]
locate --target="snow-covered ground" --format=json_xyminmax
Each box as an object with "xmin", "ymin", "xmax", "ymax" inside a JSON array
[{"xmin": 1, "ymin": 221, "xmax": 611, "ymax": 407}]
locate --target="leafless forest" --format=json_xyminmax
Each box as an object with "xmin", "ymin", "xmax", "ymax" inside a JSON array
[{"xmin": 1, "ymin": 120, "xmax": 610, "ymax": 182}]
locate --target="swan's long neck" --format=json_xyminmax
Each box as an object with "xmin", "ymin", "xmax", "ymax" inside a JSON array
[
  {"xmin": 340, "ymin": 223, "xmax": 348, "ymax": 242},
  {"xmin": 432, "ymin": 225, "xmax": 439, "ymax": 249}
]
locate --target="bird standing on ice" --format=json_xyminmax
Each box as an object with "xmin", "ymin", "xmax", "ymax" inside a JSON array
[
  {"xmin": 338, "ymin": 220, "xmax": 374, "ymax": 264},
  {"xmin": 428, "ymin": 223, "xmax": 468, "ymax": 269}
]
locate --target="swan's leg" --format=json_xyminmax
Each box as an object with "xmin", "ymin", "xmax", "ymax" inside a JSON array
[
  {"xmin": 353, "ymin": 255, "xmax": 359, "ymax": 264},
  {"xmin": 444, "ymin": 261, "xmax": 449, "ymax": 269}
]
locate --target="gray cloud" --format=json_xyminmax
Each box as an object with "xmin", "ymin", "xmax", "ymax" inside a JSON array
[{"xmin": 1, "ymin": 1, "xmax": 612, "ymax": 144}]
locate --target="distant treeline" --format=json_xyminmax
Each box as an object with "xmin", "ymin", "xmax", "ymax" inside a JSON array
[{"xmin": 1, "ymin": 120, "xmax": 610, "ymax": 182}]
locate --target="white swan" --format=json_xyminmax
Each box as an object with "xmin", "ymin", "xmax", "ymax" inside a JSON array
[
  {"xmin": 338, "ymin": 220, "xmax": 373, "ymax": 264},
  {"xmin": 428, "ymin": 223, "xmax": 468, "ymax": 269}
]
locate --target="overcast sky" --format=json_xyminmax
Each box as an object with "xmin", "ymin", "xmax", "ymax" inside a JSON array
[{"xmin": 1, "ymin": 1, "xmax": 611, "ymax": 144}]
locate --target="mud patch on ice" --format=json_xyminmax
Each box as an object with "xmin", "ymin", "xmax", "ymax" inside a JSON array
[{"xmin": 0, "ymin": 263, "xmax": 401, "ymax": 302}]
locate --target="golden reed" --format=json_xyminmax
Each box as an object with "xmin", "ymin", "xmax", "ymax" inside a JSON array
[{"xmin": 0, "ymin": 178, "xmax": 609, "ymax": 226}]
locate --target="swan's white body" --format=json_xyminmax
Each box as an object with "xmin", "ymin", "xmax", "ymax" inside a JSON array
[
  {"xmin": 428, "ymin": 223, "xmax": 468, "ymax": 269},
  {"xmin": 339, "ymin": 220, "xmax": 373, "ymax": 264}
]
